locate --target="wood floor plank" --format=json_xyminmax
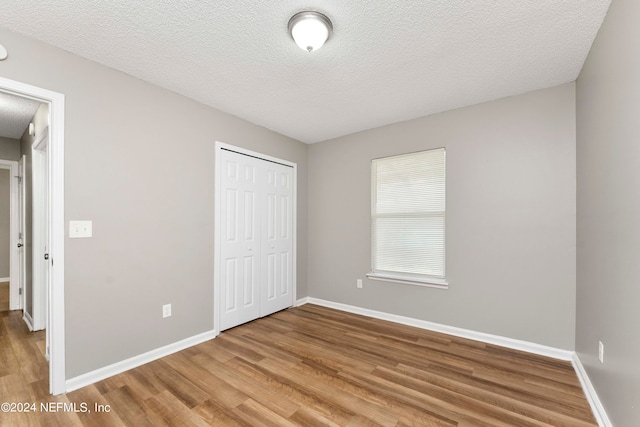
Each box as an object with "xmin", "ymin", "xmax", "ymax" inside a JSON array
[
  {"xmin": 339, "ymin": 363, "xmax": 522, "ymax": 427},
  {"xmin": 66, "ymin": 385, "xmax": 127, "ymax": 427},
  {"xmin": 191, "ymin": 398, "xmax": 253, "ymax": 426},
  {"xmin": 145, "ymin": 359, "xmax": 210, "ymax": 409},
  {"xmin": 257, "ymin": 357, "xmax": 400, "ymax": 426},
  {"xmin": 222, "ymin": 356, "xmax": 358, "ymax": 425},
  {"xmin": 233, "ymin": 398, "xmax": 300, "ymax": 427},
  {"xmin": 160, "ymin": 350, "xmax": 250, "ymax": 409},
  {"xmin": 375, "ymin": 365, "xmax": 594, "ymax": 427},
  {"xmin": 398, "ymin": 362, "xmax": 592, "ymax": 420},
  {"xmin": 142, "ymin": 389, "xmax": 211, "ymax": 427},
  {"xmin": 197, "ymin": 354, "xmax": 301, "ymax": 418},
  {"xmin": 0, "ymin": 305, "xmax": 598, "ymax": 426}
]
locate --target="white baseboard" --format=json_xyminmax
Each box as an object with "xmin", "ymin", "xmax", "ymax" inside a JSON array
[
  {"xmin": 0, "ymin": 277, "xmax": 9, "ymax": 282},
  {"xmin": 23, "ymin": 311, "xmax": 33, "ymax": 331},
  {"xmin": 572, "ymin": 353, "xmax": 612, "ymax": 427},
  {"xmin": 295, "ymin": 296, "xmax": 310, "ymax": 306},
  {"xmin": 65, "ymin": 329, "xmax": 217, "ymax": 393},
  {"xmin": 300, "ymin": 297, "xmax": 574, "ymax": 361}
]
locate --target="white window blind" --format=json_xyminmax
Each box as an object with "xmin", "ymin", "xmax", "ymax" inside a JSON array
[{"xmin": 369, "ymin": 148, "xmax": 446, "ymax": 287}]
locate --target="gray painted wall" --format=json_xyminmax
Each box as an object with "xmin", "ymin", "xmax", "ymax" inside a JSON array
[
  {"xmin": 0, "ymin": 169, "xmax": 9, "ymax": 278},
  {"xmin": 576, "ymin": 0, "xmax": 640, "ymax": 424},
  {"xmin": 0, "ymin": 27, "xmax": 308, "ymax": 378},
  {"xmin": 0, "ymin": 137, "xmax": 21, "ymax": 161},
  {"xmin": 308, "ymin": 83, "xmax": 577, "ymax": 350}
]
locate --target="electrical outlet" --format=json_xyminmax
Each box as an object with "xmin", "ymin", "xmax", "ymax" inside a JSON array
[
  {"xmin": 598, "ymin": 341, "xmax": 604, "ymax": 363},
  {"xmin": 163, "ymin": 304, "xmax": 172, "ymax": 318},
  {"xmin": 357, "ymin": 279, "xmax": 363, "ymax": 289}
]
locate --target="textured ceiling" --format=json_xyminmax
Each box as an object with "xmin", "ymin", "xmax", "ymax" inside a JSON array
[
  {"xmin": 0, "ymin": 91, "xmax": 41, "ymax": 139},
  {"xmin": 0, "ymin": 1, "xmax": 611, "ymax": 143}
]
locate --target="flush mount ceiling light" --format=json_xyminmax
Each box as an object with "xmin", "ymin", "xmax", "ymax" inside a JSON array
[{"xmin": 288, "ymin": 11, "xmax": 333, "ymax": 52}]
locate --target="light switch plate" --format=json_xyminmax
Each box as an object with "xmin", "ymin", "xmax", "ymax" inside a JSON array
[{"xmin": 69, "ymin": 220, "xmax": 92, "ymax": 238}]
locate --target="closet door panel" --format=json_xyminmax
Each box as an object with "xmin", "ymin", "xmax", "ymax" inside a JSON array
[
  {"xmin": 261, "ymin": 164, "xmax": 294, "ymax": 316},
  {"xmin": 219, "ymin": 150, "xmax": 261, "ymax": 330}
]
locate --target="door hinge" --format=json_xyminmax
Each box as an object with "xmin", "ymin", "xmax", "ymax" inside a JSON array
[
  {"xmin": 14, "ymin": 175, "xmax": 22, "ymax": 184},
  {"xmin": 19, "ymin": 288, "xmax": 22, "ymax": 295}
]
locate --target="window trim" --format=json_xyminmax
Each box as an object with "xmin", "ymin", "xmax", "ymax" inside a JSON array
[
  {"xmin": 369, "ymin": 148, "xmax": 447, "ymax": 289},
  {"xmin": 366, "ymin": 272, "xmax": 449, "ymax": 289}
]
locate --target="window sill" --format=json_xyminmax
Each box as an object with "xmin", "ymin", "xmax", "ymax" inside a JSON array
[{"xmin": 366, "ymin": 272, "xmax": 449, "ymax": 289}]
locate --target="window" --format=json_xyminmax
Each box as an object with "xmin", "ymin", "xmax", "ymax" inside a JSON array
[{"xmin": 367, "ymin": 148, "xmax": 447, "ymax": 288}]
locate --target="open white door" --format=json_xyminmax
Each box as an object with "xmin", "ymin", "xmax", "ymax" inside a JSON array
[
  {"xmin": 18, "ymin": 155, "xmax": 26, "ymax": 311},
  {"xmin": 32, "ymin": 133, "xmax": 49, "ymax": 333}
]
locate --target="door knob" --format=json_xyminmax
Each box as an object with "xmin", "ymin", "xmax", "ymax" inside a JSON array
[{"xmin": 17, "ymin": 243, "xmax": 23, "ymax": 248}]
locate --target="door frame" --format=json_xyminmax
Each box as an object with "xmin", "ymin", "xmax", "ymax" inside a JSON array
[
  {"xmin": 213, "ymin": 141, "xmax": 297, "ymax": 335},
  {"xmin": 0, "ymin": 159, "xmax": 19, "ymax": 309},
  {"xmin": 0, "ymin": 76, "xmax": 66, "ymax": 395}
]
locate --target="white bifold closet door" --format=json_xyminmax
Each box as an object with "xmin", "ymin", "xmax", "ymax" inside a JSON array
[{"xmin": 219, "ymin": 149, "xmax": 294, "ymax": 331}]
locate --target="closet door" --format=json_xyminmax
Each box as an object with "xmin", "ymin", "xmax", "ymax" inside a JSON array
[
  {"xmin": 219, "ymin": 149, "xmax": 294, "ymax": 331},
  {"xmin": 219, "ymin": 149, "xmax": 262, "ymax": 331},
  {"xmin": 260, "ymin": 162, "xmax": 294, "ymax": 316}
]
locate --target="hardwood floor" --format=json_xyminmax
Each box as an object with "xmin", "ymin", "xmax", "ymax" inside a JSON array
[
  {"xmin": 0, "ymin": 281, "xmax": 9, "ymax": 312},
  {"xmin": 0, "ymin": 304, "xmax": 597, "ymax": 426}
]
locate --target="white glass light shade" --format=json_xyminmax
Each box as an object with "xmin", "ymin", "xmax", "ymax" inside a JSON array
[{"xmin": 288, "ymin": 11, "xmax": 333, "ymax": 52}]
